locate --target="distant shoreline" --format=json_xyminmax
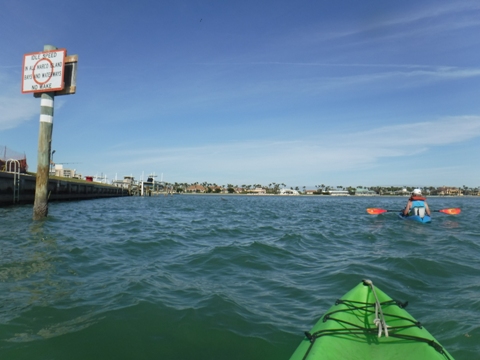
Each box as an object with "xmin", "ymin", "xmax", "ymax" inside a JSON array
[{"xmin": 169, "ymin": 192, "xmax": 476, "ymax": 198}]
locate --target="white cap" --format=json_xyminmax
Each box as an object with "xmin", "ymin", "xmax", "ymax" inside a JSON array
[{"xmin": 412, "ymin": 188, "xmax": 422, "ymax": 195}]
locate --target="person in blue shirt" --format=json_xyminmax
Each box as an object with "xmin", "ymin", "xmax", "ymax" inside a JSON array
[{"xmin": 403, "ymin": 189, "xmax": 431, "ymax": 217}]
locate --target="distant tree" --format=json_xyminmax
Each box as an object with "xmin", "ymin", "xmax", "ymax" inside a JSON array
[{"xmin": 272, "ymin": 183, "xmax": 280, "ymax": 194}]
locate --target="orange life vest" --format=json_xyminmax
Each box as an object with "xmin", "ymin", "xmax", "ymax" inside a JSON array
[{"xmin": 409, "ymin": 195, "xmax": 426, "ymax": 201}]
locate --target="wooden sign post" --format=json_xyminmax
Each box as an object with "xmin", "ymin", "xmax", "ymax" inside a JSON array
[{"xmin": 22, "ymin": 45, "xmax": 78, "ymax": 220}]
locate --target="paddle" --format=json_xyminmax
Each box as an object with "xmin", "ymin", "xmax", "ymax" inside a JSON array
[
  {"xmin": 434, "ymin": 208, "xmax": 461, "ymax": 215},
  {"xmin": 366, "ymin": 208, "xmax": 461, "ymax": 215}
]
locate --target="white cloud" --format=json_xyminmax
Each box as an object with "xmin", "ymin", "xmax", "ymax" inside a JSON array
[
  {"xmin": 0, "ymin": 66, "xmax": 70, "ymax": 131},
  {"xmin": 305, "ymin": 2, "xmax": 480, "ymax": 43},
  {"xmin": 101, "ymin": 115, "xmax": 480, "ymax": 180},
  {"xmin": 0, "ymin": 70, "xmax": 38, "ymax": 131},
  {"xmin": 0, "ymin": 94, "xmax": 38, "ymax": 131},
  {"xmin": 345, "ymin": 115, "xmax": 480, "ymax": 148},
  {"xmin": 310, "ymin": 66, "xmax": 480, "ymax": 92}
]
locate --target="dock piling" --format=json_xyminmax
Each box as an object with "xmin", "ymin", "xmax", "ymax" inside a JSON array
[{"xmin": 33, "ymin": 45, "xmax": 56, "ymax": 220}]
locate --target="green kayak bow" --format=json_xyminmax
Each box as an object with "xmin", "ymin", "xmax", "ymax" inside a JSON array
[{"xmin": 289, "ymin": 280, "xmax": 454, "ymax": 360}]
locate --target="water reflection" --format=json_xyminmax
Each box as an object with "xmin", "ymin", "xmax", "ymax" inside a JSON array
[
  {"xmin": 440, "ymin": 220, "xmax": 460, "ymax": 229},
  {"xmin": 1, "ymin": 223, "xmax": 57, "ymax": 316}
]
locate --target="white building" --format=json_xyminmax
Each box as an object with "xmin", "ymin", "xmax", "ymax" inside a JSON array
[
  {"xmin": 279, "ymin": 188, "xmax": 300, "ymax": 195},
  {"xmin": 326, "ymin": 189, "xmax": 349, "ymax": 196},
  {"xmin": 54, "ymin": 164, "xmax": 79, "ymax": 179},
  {"xmin": 112, "ymin": 176, "xmax": 136, "ymax": 189},
  {"xmin": 249, "ymin": 187, "xmax": 266, "ymax": 194}
]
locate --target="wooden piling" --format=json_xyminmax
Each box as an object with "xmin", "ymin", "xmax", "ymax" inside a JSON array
[{"xmin": 33, "ymin": 45, "xmax": 56, "ymax": 220}]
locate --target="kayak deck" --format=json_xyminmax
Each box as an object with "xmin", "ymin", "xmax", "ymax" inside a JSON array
[
  {"xmin": 398, "ymin": 212, "xmax": 432, "ymax": 223},
  {"xmin": 289, "ymin": 280, "xmax": 453, "ymax": 360}
]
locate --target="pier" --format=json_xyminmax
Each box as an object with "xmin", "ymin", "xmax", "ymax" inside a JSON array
[{"xmin": 0, "ymin": 170, "xmax": 129, "ymax": 207}]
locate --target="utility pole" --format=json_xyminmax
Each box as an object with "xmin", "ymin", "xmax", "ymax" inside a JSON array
[{"xmin": 32, "ymin": 45, "xmax": 56, "ymax": 220}]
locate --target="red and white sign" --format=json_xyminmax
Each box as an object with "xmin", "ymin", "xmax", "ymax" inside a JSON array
[{"xmin": 22, "ymin": 49, "xmax": 66, "ymax": 93}]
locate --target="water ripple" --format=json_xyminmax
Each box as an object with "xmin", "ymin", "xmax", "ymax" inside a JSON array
[{"xmin": 0, "ymin": 196, "xmax": 479, "ymax": 359}]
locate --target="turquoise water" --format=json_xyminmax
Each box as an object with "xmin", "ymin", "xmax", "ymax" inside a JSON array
[{"xmin": 1, "ymin": 195, "xmax": 479, "ymax": 359}]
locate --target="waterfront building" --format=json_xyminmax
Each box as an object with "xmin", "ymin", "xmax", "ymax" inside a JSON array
[
  {"xmin": 186, "ymin": 185, "xmax": 206, "ymax": 193},
  {"xmin": 249, "ymin": 187, "xmax": 267, "ymax": 195},
  {"xmin": 112, "ymin": 176, "xmax": 136, "ymax": 189},
  {"xmin": 355, "ymin": 188, "xmax": 377, "ymax": 196},
  {"xmin": 326, "ymin": 189, "xmax": 349, "ymax": 196},
  {"xmin": 279, "ymin": 188, "xmax": 299, "ymax": 195},
  {"xmin": 54, "ymin": 164, "xmax": 80, "ymax": 179}
]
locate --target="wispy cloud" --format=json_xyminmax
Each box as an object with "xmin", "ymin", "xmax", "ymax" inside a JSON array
[
  {"xmin": 305, "ymin": 1, "xmax": 480, "ymax": 43},
  {"xmin": 374, "ymin": 2, "xmax": 480, "ymax": 29},
  {"xmin": 309, "ymin": 66, "xmax": 480, "ymax": 92},
  {"xmin": 0, "ymin": 94, "xmax": 38, "ymax": 131},
  {"xmin": 0, "ymin": 69, "xmax": 67, "ymax": 131},
  {"xmin": 100, "ymin": 115, "xmax": 480, "ymax": 182},
  {"xmin": 343, "ymin": 116, "xmax": 480, "ymax": 152},
  {"xmin": 137, "ymin": 63, "xmax": 480, "ymax": 113}
]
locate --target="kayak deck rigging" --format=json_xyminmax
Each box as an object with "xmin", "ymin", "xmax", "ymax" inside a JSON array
[
  {"xmin": 290, "ymin": 279, "xmax": 454, "ymax": 360},
  {"xmin": 303, "ymin": 299, "xmax": 449, "ymax": 359}
]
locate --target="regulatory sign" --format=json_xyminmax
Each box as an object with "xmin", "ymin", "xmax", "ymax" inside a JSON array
[{"xmin": 22, "ymin": 49, "xmax": 66, "ymax": 93}]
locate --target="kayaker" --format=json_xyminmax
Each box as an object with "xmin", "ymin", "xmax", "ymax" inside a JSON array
[{"xmin": 403, "ymin": 189, "xmax": 431, "ymax": 217}]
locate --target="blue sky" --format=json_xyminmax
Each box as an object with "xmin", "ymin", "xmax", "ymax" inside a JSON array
[{"xmin": 1, "ymin": 1, "xmax": 480, "ymax": 189}]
